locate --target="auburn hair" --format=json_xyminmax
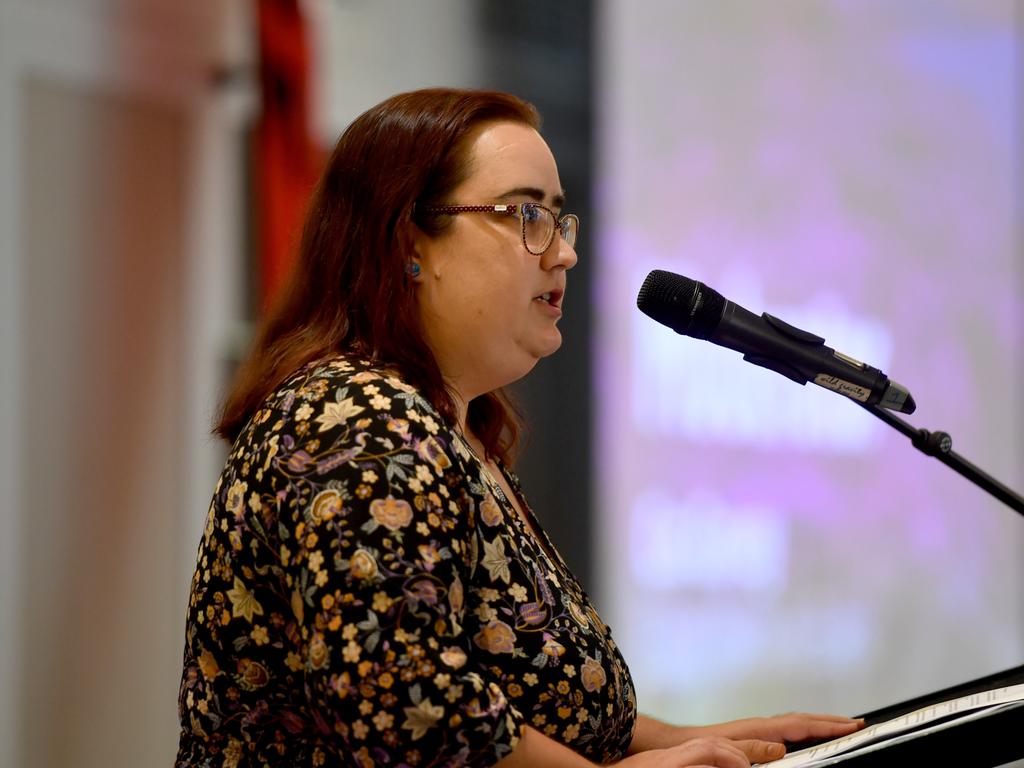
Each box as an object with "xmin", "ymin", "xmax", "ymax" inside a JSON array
[{"xmin": 215, "ymin": 88, "xmax": 542, "ymax": 464}]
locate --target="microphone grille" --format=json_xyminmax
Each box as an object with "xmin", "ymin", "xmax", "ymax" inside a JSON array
[{"xmin": 636, "ymin": 269, "xmax": 725, "ymax": 338}]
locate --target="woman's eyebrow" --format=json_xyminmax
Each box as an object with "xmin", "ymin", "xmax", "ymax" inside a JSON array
[{"xmin": 496, "ymin": 186, "xmax": 567, "ymax": 209}]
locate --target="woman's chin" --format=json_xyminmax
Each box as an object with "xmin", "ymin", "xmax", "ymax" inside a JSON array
[
  {"xmin": 497, "ymin": 335, "xmax": 561, "ymax": 386},
  {"xmin": 530, "ymin": 330, "xmax": 563, "ymax": 360}
]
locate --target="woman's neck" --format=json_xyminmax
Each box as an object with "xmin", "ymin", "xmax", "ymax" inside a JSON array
[{"xmin": 449, "ymin": 389, "xmax": 493, "ymax": 463}]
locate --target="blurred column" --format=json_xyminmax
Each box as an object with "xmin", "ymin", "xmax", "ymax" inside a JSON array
[{"xmin": 0, "ymin": 1, "xmax": 254, "ymax": 766}]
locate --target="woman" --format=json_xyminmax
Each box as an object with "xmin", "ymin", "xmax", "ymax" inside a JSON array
[{"xmin": 176, "ymin": 88, "xmax": 863, "ymax": 767}]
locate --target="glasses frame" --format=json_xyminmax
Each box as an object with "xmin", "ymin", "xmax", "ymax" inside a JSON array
[{"xmin": 418, "ymin": 203, "xmax": 579, "ymax": 256}]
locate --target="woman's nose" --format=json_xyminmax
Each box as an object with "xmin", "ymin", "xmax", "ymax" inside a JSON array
[{"xmin": 542, "ymin": 235, "xmax": 578, "ymax": 271}]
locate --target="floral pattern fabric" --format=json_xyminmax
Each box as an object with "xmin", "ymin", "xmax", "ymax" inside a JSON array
[{"xmin": 176, "ymin": 356, "xmax": 637, "ymax": 767}]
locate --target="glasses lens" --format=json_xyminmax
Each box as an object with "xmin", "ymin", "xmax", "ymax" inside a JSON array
[
  {"xmin": 559, "ymin": 215, "xmax": 579, "ymax": 249},
  {"xmin": 521, "ymin": 203, "xmax": 555, "ymax": 254}
]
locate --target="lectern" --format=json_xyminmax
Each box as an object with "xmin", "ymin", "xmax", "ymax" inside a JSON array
[{"xmin": 781, "ymin": 665, "xmax": 1024, "ymax": 767}]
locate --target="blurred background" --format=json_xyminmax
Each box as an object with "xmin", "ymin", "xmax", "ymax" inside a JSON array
[{"xmin": 0, "ymin": 1, "xmax": 1020, "ymax": 766}]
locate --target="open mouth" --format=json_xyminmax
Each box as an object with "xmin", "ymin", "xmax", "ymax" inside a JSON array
[{"xmin": 534, "ymin": 289, "xmax": 564, "ymax": 308}]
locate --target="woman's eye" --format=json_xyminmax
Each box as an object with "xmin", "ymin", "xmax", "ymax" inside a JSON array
[{"xmin": 522, "ymin": 205, "xmax": 542, "ymax": 222}]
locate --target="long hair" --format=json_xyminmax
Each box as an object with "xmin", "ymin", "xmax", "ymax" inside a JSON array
[{"xmin": 215, "ymin": 88, "xmax": 541, "ymax": 464}]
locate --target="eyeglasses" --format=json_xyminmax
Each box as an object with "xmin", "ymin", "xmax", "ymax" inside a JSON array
[{"xmin": 418, "ymin": 202, "xmax": 579, "ymax": 256}]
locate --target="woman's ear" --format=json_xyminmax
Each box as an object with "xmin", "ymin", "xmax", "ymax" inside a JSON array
[
  {"xmin": 405, "ymin": 220, "xmax": 444, "ymax": 280},
  {"xmin": 399, "ymin": 221, "xmax": 428, "ymax": 281}
]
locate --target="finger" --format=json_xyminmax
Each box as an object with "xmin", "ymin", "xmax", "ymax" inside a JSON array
[
  {"xmin": 732, "ymin": 739, "xmax": 786, "ymax": 763},
  {"xmin": 789, "ymin": 712, "xmax": 865, "ymax": 726},
  {"xmin": 767, "ymin": 714, "xmax": 865, "ymax": 741},
  {"xmin": 789, "ymin": 717, "xmax": 864, "ymax": 739}
]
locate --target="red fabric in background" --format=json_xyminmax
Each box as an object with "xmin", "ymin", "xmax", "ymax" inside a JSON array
[{"xmin": 255, "ymin": 0, "xmax": 319, "ymax": 311}]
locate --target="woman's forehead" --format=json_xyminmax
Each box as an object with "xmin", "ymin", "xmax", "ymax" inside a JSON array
[{"xmin": 459, "ymin": 122, "xmax": 562, "ymax": 200}]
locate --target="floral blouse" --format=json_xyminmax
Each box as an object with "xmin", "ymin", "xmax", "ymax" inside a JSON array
[{"xmin": 176, "ymin": 356, "xmax": 637, "ymax": 767}]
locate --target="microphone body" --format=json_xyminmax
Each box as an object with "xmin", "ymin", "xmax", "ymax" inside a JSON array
[{"xmin": 637, "ymin": 270, "xmax": 915, "ymax": 414}]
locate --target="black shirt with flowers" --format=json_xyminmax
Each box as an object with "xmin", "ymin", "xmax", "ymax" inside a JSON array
[{"xmin": 176, "ymin": 355, "xmax": 637, "ymax": 767}]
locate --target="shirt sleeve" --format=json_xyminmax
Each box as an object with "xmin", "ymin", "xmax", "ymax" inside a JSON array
[{"xmin": 276, "ymin": 366, "xmax": 524, "ymax": 766}]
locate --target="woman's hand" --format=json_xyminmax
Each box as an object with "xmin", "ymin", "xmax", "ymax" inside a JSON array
[
  {"xmin": 629, "ymin": 712, "xmax": 864, "ymax": 764},
  {"xmin": 694, "ymin": 712, "xmax": 864, "ymax": 746},
  {"xmin": 616, "ymin": 735, "xmax": 782, "ymax": 767}
]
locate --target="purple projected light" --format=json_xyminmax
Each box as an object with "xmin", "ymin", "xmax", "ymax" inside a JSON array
[{"xmin": 595, "ymin": 0, "xmax": 1024, "ymax": 723}]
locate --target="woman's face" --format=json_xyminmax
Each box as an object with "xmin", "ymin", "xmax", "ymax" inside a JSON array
[{"xmin": 412, "ymin": 120, "xmax": 578, "ymax": 401}]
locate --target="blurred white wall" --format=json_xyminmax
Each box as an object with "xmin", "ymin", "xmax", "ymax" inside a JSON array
[{"xmin": 304, "ymin": 0, "xmax": 484, "ymax": 143}]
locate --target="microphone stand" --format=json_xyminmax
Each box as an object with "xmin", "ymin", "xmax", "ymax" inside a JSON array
[{"xmin": 861, "ymin": 403, "xmax": 1024, "ymax": 518}]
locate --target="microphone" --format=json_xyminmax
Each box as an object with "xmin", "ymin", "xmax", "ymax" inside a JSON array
[{"xmin": 636, "ymin": 269, "xmax": 916, "ymax": 414}]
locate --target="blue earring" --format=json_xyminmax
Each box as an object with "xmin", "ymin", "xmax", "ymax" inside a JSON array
[{"xmin": 407, "ymin": 262, "xmax": 421, "ymax": 278}]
